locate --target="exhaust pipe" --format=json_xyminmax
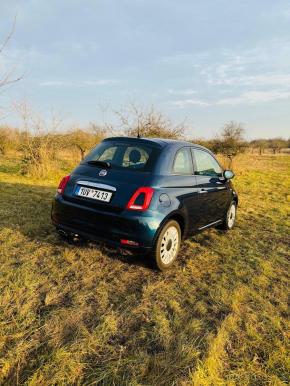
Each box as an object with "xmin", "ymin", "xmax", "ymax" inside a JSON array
[
  {"xmin": 57, "ymin": 229, "xmax": 83, "ymax": 242},
  {"xmin": 58, "ymin": 229, "xmax": 68, "ymax": 238}
]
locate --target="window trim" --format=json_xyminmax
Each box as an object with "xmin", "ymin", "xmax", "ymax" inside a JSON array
[
  {"xmin": 171, "ymin": 146, "xmax": 194, "ymax": 176},
  {"xmin": 191, "ymin": 147, "xmax": 223, "ymax": 177}
]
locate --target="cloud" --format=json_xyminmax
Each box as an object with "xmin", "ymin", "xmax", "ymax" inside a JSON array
[
  {"xmin": 172, "ymin": 89, "xmax": 290, "ymax": 108},
  {"xmin": 39, "ymin": 79, "xmax": 120, "ymax": 87},
  {"xmin": 193, "ymin": 42, "xmax": 290, "ymax": 90},
  {"xmin": 216, "ymin": 90, "xmax": 290, "ymax": 105},
  {"xmin": 281, "ymin": 8, "xmax": 290, "ymax": 19},
  {"xmin": 158, "ymin": 53, "xmax": 208, "ymax": 65},
  {"xmin": 168, "ymin": 88, "xmax": 197, "ymax": 95},
  {"xmin": 207, "ymin": 72, "xmax": 290, "ymax": 87},
  {"xmin": 171, "ymin": 42, "xmax": 290, "ymax": 107},
  {"xmin": 0, "ymin": 46, "xmax": 44, "ymax": 75},
  {"xmin": 171, "ymin": 98, "xmax": 210, "ymax": 107}
]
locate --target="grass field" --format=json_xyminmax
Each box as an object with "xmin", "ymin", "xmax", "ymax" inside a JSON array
[{"xmin": 0, "ymin": 154, "xmax": 289, "ymax": 385}]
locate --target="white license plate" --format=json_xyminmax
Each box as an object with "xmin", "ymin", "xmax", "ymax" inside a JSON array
[{"xmin": 77, "ymin": 186, "xmax": 112, "ymax": 202}]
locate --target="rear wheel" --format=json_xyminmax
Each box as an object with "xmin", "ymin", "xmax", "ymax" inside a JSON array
[
  {"xmin": 219, "ymin": 201, "xmax": 237, "ymax": 230},
  {"xmin": 152, "ymin": 220, "xmax": 181, "ymax": 271}
]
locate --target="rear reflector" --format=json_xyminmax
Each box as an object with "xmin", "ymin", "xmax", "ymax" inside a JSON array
[
  {"xmin": 57, "ymin": 175, "xmax": 70, "ymax": 195},
  {"xmin": 126, "ymin": 187, "xmax": 154, "ymax": 211},
  {"xmin": 120, "ymin": 239, "xmax": 139, "ymax": 246}
]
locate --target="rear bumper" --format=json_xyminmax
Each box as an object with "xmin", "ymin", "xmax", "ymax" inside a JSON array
[{"xmin": 51, "ymin": 196, "xmax": 163, "ymax": 249}]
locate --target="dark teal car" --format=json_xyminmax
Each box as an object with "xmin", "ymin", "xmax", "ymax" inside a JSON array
[{"xmin": 52, "ymin": 137, "xmax": 238, "ymax": 270}]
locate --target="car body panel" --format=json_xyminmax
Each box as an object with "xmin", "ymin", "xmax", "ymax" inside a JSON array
[
  {"xmin": 52, "ymin": 196, "xmax": 163, "ymax": 249},
  {"xmin": 52, "ymin": 137, "xmax": 238, "ymax": 251},
  {"xmin": 63, "ymin": 166, "xmax": 155, "ymax": 214},
  {"xmin": 194, "ymin": 175, "xmax": 232, "ymax": 226}
]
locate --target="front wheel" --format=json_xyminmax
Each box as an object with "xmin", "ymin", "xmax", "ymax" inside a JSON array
[
  {"xmin": 219, "ymin": 201, "xmax": 237, "ymax": 230},
  {"xmin": 152, "ymin": 220, "xmax": 181, "ymax": 271}
]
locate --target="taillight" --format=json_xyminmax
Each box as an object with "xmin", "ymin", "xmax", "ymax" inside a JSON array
[
  {"xmin": 126, "ymin": 187, "xmax": 154, "ymax": 211},
  {"xmin": 57, "ymin": 175, "xmax": 70, "ymax": 195}
]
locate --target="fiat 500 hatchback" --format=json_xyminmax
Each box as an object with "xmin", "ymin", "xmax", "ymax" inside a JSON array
[{"xmin": 52, "ymin": 137, "xmax": 238, "ymax": 270}]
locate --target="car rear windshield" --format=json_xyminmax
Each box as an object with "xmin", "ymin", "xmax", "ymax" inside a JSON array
[{"xmin": 83, "ymin": 141, "xmax": 160, "ymax": 172}]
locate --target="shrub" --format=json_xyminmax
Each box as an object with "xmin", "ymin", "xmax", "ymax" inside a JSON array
[
  {"xmin": 64, "ymin": 125, "xmax": 107, "ymax": 160},
  {"xmin": 19, "ymin": 132, "xmax": 59, "ymax": 176},
  {"xmin": 15, "ymin": 102, "xmax": 64, "ymax": 177},
  {"xmin": 0, "ymin": 126, "xmax": 20, "ymax": 155}
]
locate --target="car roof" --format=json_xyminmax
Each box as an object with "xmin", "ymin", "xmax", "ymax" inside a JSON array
[{"xmin": 103, "ymin": 136, "xmax": 208, "ymax": 150}]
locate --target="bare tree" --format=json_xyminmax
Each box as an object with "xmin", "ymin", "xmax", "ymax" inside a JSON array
[
  {"xmin": 212, "ymin": 121, "xmax": 246, "ymax": 168},
  {"xmin": 250, "ymin": 139, "xmax": 269, "ymax": 155},
  {"xmin": 115, "ymin": 104, "xmax": 185, "ymax": 139},
  {"xmin": 268, "ymin": 138, "xmax": 287, "ymax": 154},
  {"xmin": 0, "ymin": 17, "xmax": 22, "ymax": 90},
  {"xmin": 97, "ymin": 101, "xmax": 114, "ymax": 133},
  {"xmin": 14, "ymin": 102, "xmax": 64, "ymax": 176}
]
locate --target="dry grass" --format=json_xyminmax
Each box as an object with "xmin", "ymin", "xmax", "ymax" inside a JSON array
[{"xmin": 0, "ymin": 154, "xmax": 289, "ymax": 385}]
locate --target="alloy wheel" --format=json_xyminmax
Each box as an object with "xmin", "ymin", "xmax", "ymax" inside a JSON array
[{"xmin": 160, "ymin": 225, "xmax": 179, "ymax": 265}]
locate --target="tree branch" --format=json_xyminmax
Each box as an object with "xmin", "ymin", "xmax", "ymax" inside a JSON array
[{"xmin": 0, "ymin": 16, "xmax": 16, "ymax": 56}]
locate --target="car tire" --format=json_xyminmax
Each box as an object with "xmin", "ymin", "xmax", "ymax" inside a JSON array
[
  {"xmin": 219, "ymin": 201, "xmax": 237, "ymax": 230},
  {"xmin": 152, "ymin": 220, "xmax": 181, "ymax": 271}
]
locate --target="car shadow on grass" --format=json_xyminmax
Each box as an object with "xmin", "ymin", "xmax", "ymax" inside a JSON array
[{"xmin": 0, "ymin": 181, "xmax": 157, "ymax": 270}]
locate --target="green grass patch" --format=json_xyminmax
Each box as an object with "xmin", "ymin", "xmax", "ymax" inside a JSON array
[{"xmin": 0, "ymin": 154, "xmax": 289, "ymax": 385}]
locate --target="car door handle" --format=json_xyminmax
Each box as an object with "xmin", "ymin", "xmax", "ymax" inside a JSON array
[{"xmin": 199, "ymin": 188, "xmax": 208, "ymax": 194}]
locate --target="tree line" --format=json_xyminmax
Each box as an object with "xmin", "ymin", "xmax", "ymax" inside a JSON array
[{"xmin": 0, "ymin": 107, "xmax": 289, "ymax": 177}]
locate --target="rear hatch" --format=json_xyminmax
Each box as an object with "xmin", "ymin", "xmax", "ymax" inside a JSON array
[{"xmin": 62, "ymin": 138, "xmax": 162, "ymax": 213}]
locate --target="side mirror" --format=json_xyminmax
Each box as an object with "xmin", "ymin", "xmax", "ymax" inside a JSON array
[{"xmin": 224, "ymin": 170, "xmax": 235, "ymax": 180}]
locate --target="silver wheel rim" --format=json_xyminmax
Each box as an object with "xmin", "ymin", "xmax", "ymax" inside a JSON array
[
  {"xmin": 160, "ymin": 226, "xmax": 179, "ymax": 265},
  {"xmin": 228, "ymin": 204, "xmax": 236, "ymax": 228}
]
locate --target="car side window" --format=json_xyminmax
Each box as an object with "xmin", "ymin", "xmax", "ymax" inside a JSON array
[
  {"xmin": 192, "ymin": 149, "xmax": 222, "ymax": 177},
  {"xmin": 172, "ymin": 147, "xmax": 193, "ymax": 175}
]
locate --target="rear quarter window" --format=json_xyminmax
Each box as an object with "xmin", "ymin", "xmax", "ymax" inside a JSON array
[{"xmin": 172, "ymin": 147, "xmax": 193, "ymax": 175}]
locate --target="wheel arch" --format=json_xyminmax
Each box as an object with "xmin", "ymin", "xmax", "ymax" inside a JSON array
[
  {"xmin": 232, "ymin": 194, "xmax": 238, "ymax": 206},
  {"xmin": 153, "ymin": 211, "xmax": 187, "ymax": 244},
  {"xmin": 167, "ymin": 212, "xmax": 186, "ymax": 238}
]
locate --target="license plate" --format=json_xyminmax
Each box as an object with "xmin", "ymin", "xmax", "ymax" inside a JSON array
[{"xmin": 76, "ymin": 186, "xmax": 112, "ymax": 202}]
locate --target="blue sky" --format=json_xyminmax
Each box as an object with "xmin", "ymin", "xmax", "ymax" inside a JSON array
[{"xmin": 1, "ymin": 0, "xmax": 290, "ymax": 138}]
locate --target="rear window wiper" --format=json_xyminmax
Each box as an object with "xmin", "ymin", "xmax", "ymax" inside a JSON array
[{"xmin": 87, "ymin": 160, "xmax": 111, "ymax": 168}]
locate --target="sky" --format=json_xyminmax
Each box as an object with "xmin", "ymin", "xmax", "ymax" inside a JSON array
[{"xmin": 0, "ymin": 0, "xmax": 290, "ymax": 139}]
